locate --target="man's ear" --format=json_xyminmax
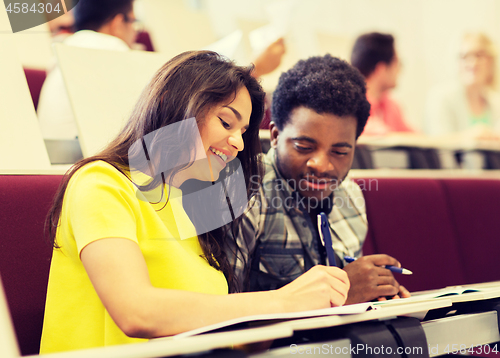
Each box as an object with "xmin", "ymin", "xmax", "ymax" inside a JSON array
[
  {"xmin": 108, "ymin": 13, "xmax": 125, "ymax": 37},
  {"xmin": 269, "ymin": 122, "xmax": 279, "ymax": 148},
  {"xmin": 373, "ymin": 61, "xmax": 388, "ymax": 77}
]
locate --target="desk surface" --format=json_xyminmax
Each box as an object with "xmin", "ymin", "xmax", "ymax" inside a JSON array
[
  {"xmin": 32, "ymin": 325, "xmax": 293, "ymax": 358},
  {"xmin": 270, "ymin": 299, "xmax": 452, "ymax": 333},
  {"xmin": 349, "ymin": 168, "xmax": 500, "ymax": 179},
  {"xmin": 357, "ymin": 133, "xmax": 500, "ymax": 152},
  {"xmin": 0, "ymin": 166, "xmax": 70, "ymax": 175},
  {"xmin": 423, "ymin": 311, "xmax": 500, "ymax": 357},
  {"xmin": 252, "ymin": 311, "xmax": 500, "ymax": 358},
  {"xmin": 12, "ymin": 286, "xmax": 500, "ymax": 358}
]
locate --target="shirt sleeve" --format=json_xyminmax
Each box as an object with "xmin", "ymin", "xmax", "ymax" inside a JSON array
[
  {"xmin": 64, "ymin": 162, "xmax": 140, "ymax": 255},
  {"xmin": 386, "ymin": 98, "xmax": 414, "ymax": 132}
]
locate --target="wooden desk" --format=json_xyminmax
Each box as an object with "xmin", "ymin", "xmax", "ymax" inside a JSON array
[{"xmin": 357, "ymin": 133, "xmax": 500, "ymax": 170}]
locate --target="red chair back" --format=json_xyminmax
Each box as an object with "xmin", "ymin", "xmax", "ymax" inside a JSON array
[
  {"xmin": 23, "ymin": 68, "xmax": 47, "ymax": 111},
  {"xmin": 0, "ymin": 175, "xmax": 62, "ymax": 355}
]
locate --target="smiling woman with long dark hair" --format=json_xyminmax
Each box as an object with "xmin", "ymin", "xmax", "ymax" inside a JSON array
[{"xmin": 40, "ymin": 51, "xmax": 350, "ymax": 354}]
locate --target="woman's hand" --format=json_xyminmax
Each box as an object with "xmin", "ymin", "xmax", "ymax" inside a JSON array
[{"xmin": 272, "ymin": 265, "xmax": 350, "ymax": 312}]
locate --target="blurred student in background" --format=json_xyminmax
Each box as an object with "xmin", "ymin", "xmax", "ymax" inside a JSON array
[
  {"xmin": 425, "ymin": 33, "xmax": 500, "ymax": 140},
  {"xmin": 351, "ymin": 32, "xmax": 414, "ymax": 137},
  {"xmin": 47, "ymin": 11, "xmax": 75, "ymax": 42},
  {"xmin": 37, "ymin": 0, "xmax": 137, "ymax": 140},
  {"xmin": 37, "ymin": 0, "xmax": 285, "ymax": 140}
]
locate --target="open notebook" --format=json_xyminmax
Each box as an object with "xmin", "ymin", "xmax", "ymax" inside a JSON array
[
  {"xmin": 170, "ymin": 302, "xmax": 375, "ymax": 339},
  {"xmin": 374, "ymin": 284, "xmax": 500, "ymax": 307}
]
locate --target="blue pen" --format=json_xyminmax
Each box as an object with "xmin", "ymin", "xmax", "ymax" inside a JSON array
[
  {"xmin": 344, "ymin": 256, "xmax": 413, "ymax": 275},
  {"xmin": 317, "ymin": 212, "xmax": 337, "ymax": 267}
]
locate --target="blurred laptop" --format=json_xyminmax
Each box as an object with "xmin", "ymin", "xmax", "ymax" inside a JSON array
[
  {"xmin": 44, "ymin": 139, "xmax": 83, "ymax": 165},
  {"xmin": 0, "ymin": 276, "xmax": 21, "ymax": 358}
]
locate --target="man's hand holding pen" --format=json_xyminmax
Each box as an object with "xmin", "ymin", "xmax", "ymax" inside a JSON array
[{"xmin": 342, "ymin": 254, "xmax": 411, "ymax": 305}]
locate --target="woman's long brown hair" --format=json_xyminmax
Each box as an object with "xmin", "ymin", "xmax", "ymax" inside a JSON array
[{"xmin": 46, "ymin": 51, "xmax": 265, "ymax": 291}]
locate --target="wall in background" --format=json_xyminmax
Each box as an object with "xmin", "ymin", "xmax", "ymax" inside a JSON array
[
  {"xmin": 196, "ymin": 0, "xmax": 500, "ymax": 131},
  {"xmin": 9, "ymin": 0, "xmax": 500, "ymax": 131}
]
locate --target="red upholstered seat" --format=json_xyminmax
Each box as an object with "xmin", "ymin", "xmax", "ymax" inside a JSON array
[
  {"xmin": 441, "ymin": 179, "xmax": 500, "ymax": 284},
  {"xmin": 361, "ymin": 227, "xmax": 376, "ymax": 256},
  {"xmin": 23, "ymin": 68, "xmax": 47, "ymax": 111},
  {"xmin": 355, "ymin": 178, "xmax": 467, "ymax": 292},
  {"xmin": 135, "ymin": 30, "xmax": 155, "ymax": 52},
  {"xmin": 2, "ymin": 173, "xmax": 499, "ymax": 354},
  {"xmin": 0, "ymin": 175, "xmax": 62, "ymax": 355}
]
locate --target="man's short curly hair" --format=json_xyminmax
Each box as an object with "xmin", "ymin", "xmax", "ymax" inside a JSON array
[{"xmin": 271, "ymin": 54, "xmax": 370, "ymax": 139}]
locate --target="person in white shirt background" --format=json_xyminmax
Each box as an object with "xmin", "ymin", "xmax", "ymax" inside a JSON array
[
  {"xmin": 425, "ymin": 33, "xmax": 500, "ymax": 141},
  {"xmin": 37, "ymin": 0, "xmax": 137, "ymax": 140}
]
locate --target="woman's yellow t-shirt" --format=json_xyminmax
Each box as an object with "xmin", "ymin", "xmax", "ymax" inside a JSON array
[{"xmin": 40, "ymin": 161, "xmax": 228, "ymax": 354}]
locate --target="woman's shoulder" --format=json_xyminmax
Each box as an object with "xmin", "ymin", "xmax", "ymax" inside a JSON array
[{"xmin": 68, "ymin": 160, "xmax": 132, "ymax": 191}]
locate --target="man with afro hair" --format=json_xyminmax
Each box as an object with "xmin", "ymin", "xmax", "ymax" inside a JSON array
[{"xmin": 229, "ymin": 54, "xmax": 410, "ymax": 304}]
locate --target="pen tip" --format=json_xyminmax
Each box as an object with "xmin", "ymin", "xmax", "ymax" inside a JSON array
[{"xmin": 402, "ymin": 269, "xmax": 413, "ymax": 275}]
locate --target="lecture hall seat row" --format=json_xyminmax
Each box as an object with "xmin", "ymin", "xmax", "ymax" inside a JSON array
[
  {"xmin": 358, "ymin": 177, "xmax": 500, "ymax": 292},
  {"xmin": 1, "ymin": 174, "xmax": 500, "ymax": 355}
]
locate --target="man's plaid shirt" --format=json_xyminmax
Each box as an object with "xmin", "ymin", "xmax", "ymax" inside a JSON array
[{"xmin": 228, "ymin": 149, "xmax": 368, "ymax": 292}]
